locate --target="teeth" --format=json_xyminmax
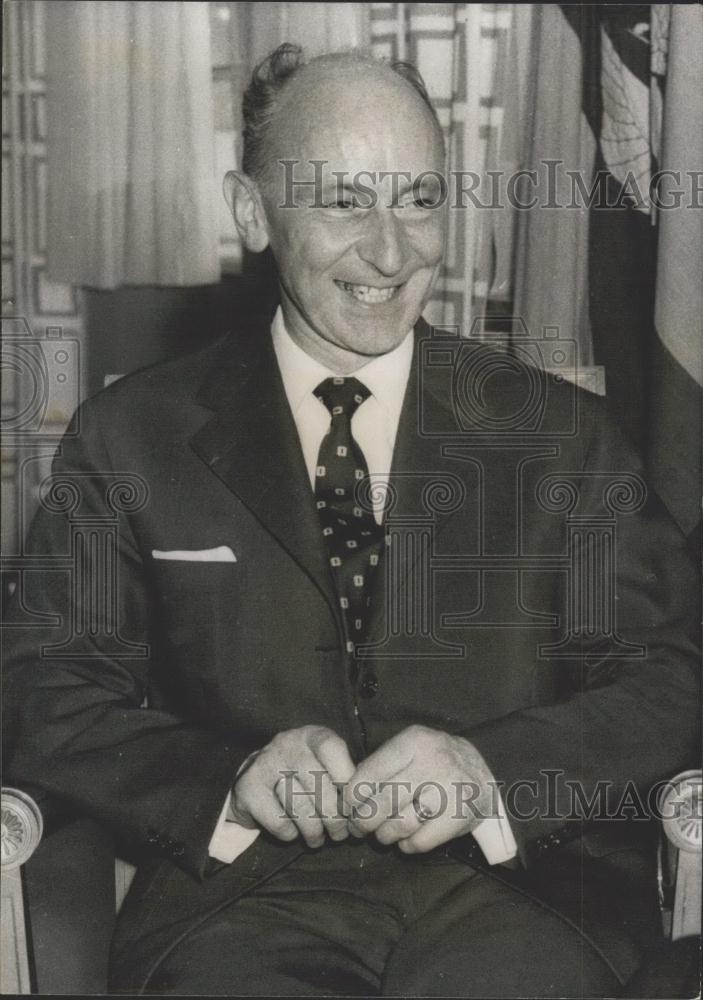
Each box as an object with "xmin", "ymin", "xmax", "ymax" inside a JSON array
[{"xmin": 338, "ymin": 282, "xmax": 398, "ymax": 304}]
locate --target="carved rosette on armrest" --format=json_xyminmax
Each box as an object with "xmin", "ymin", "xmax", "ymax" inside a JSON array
[
  {"xmin": 658, "ymin": 770, "xmax": 702, "ymax": 941},
  {"xmin": 1, "ymin": 788, "xmax": 44, "ymax": 994},
  {"xmin": 1, "ymin": 787, "xmax": 43, "ymax": 870}
]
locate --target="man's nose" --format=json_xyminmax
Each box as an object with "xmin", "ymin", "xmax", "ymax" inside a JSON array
[{"xmin": 357, "ymin": 209, "xmax": 408, "ymax": 276}]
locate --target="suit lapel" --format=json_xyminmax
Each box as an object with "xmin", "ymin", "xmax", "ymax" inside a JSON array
[
  {"xmin": 387, "ymin": 318, "xmax": 479, "ymax": 545},
  {"xmin": 190, "ymin": 320, "xmax": 341, "ymax": 622},
  {"xmin": 189, "ymin": 316, "xmax": 476, "ymax": 638},
  {"xmin": 365, "ymin": 319, "xmax": 480, "ymax": 645}
]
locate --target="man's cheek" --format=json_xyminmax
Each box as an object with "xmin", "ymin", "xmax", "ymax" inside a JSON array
[
  {"xmin": 291, "ymin": 230, "xmax": 336, "ymax": 271},
  {"xmin": 417, "ymin": 229, "xmax": 446, "ymax": 266},
  {"xmin": 403, "ymin": 263, "xmax": 441, "ymax": 302},
  {"xmin": 405, "ymin": 210, "xmax": 446, "ymax": 261}
]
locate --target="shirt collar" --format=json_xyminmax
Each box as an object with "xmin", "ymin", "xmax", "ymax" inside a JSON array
[{"xmin": 271, "ymin": 306, "xmax": 414, "ymax": 427}]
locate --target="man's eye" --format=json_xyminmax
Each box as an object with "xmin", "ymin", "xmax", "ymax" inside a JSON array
[{"xmin": 327, "ymin": 199, "xmax": 356, "ymax": 210}]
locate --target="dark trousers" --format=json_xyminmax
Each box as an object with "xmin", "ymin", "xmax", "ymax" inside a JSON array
[{"xmin": 143, "ymin": 838, "xmax": 622, "ymax": 997}]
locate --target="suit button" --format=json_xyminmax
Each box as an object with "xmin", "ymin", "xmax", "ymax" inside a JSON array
[{"xmin": 359, "ymin": 671, "xmax": 378, "ymax": 698}]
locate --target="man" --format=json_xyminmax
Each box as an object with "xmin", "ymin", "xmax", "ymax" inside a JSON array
[{"xmin": 5, "ymin": 45, "xmax": 699, "ymax": 996}]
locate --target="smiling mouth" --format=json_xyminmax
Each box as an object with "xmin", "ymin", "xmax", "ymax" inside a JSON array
[{"xmin": 336, "ymin": 281, "xmax": 402, "ymax": 304}]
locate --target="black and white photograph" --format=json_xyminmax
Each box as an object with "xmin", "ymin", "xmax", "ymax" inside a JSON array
[{"xmin": 1, "ymin": 2, "xmax": 701, "ymax": 996}]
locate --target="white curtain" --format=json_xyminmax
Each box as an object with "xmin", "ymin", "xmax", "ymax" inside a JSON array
[
  {"xmin": 369, "ymin": 5, "xmax": 534, "ymax": 339},
  {"xmin": 46, "ymin": 1, "xmax": 221, "ymax": 288},
  {"xmin": 242, "ymin": 3, "xmax": 370, "ymax": 63},
  {"xmin": 366, "ymin": 4, "xmax": 596, "ymax": 369},
  {"xmin": 512, "ymin": 4, "xmax": 596, "ymax": 367}
]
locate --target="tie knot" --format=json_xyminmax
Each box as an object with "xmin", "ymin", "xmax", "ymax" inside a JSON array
[{"xmin": 314, "ymin": 376, "xmax": 371, "ymax": 419}]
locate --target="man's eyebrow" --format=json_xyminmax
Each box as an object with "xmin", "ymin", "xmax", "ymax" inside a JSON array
[
  {"xmin": 319, "ymin": 172, "xmax": 441, "ymax": 202},
  {"xmin": 324, "ymin": 175, "xmax": 429, "ymax": 191}
]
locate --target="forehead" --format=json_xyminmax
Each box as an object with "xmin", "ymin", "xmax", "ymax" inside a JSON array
[{"xmin": 268, "ymin": 60, "xmax": 444, "ymax": 177}]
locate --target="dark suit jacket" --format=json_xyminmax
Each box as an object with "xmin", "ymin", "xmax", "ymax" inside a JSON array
[{"xmin": 5, "ymin": 315, "xmax": 699, "ymax": 988}]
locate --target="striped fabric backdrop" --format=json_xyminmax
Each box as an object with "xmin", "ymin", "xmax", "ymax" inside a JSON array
[
  {"xmin": 2, "ymin": 1, "xmax": 86, "ymax": 554},
  {"xmin": 370, "ymin": 3, "xmax": 520, "ymax": 337}
]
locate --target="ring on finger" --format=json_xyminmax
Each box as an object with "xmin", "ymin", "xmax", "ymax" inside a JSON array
[{"xmin": 412, "ymin": 799, "xmax": 435, "ymax": 824}]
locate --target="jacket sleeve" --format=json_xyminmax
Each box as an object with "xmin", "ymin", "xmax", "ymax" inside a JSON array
[
  {"xmin": 467, "ymin": 396, "xmax": 700, "ymax": 866},
  {"xmin": 3, "ymin": 397, "xmax": 249, "ymax": 880}
]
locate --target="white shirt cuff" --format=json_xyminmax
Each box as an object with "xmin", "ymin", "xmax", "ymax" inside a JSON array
[
  {"xmin": 208, "ymin": 788, "xmax": 518, "ymax": 867},
  {"xmin": 208, "ymin": 791, "xmax": 260, "ymax": 864},
  {"xmin": 471, "ymin": 786, "xmax": 518, "ymax": 865}
]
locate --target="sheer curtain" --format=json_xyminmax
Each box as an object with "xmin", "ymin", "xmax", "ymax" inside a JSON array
[
  {"xmin": 46, "ymin": 1, "xmax": 221, "ymax": 289},
  {"xmin": 368, "ymin": 7, "xmax": 532, "ymax": 335},
  {"xmin": 511, "ymin": 5, "xmax": 596, "ymax": 368},
  {"xmin": 227, "ymin": 3, "xmax": 589, "ymax": 358},
  {"xmin": 238, "ymin": 2, "xmax": 369, "ymax": 62},
  {"xmin": 368, "ymin": 4, "xmax": 597, "ymax": 371},
  {"xmin": 42, "ymin": 1, "xmax": 597, "ymax": 365}
]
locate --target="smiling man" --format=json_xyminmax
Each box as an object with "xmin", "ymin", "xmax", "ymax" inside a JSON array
[
  {"xmin": 217, "ymin": 52, "xmax": 505, "ymax": 863},
  {"xmin": 4, "ymin": 44, "xmax": 699, "ymax": 998},
  {"xmin": 228, "ymin": 51, "xmax": 447, "ymax": 370}
]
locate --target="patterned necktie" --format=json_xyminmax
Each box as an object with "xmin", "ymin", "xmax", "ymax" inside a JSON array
[{"xmin": 313, "ymin": 377, "xmax": 385, "ymax": 655}]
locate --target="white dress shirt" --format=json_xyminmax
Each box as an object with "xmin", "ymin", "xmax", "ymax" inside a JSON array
[
  {"xmin": 209, "ymin": 308, "xmax": 517, "ymax": 866},
  {"xmin": 271, "ymin": 306, "xmax": 414, "ymax": 518}
]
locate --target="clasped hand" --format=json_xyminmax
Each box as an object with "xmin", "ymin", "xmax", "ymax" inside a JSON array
[{"xmin": 230, "ymin": 724, "xmax": 496, "ymax": 854}]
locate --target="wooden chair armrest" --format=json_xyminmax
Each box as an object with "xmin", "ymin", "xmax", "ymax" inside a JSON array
[
  {"xmin": 1, "ymin": 787, "xmax": 45, "ymax": 993},
  {"xmin": 1, "ymin": 787, "xmax": 44, "ymax": 871},
  {"xmin": 657, "ymin": 769, "xmax": 702, "ymax": 941}
]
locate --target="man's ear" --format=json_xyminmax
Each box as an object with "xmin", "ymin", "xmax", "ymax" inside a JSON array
[{"xmin": 223, "ymin": 171, "xmax": 270, "ymax": 253}]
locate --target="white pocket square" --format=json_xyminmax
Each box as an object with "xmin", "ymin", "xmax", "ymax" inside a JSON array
[{"xmin": 152, "ymin": 546, "xmax": 237, "ymax": 563}]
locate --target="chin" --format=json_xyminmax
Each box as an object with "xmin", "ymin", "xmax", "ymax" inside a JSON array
[
  {"xmin": 344, "ymin": 303, "xmax": 420, "ymax": 342},
  {"xmin": 343, "ymin": 326, "xmax": 411, "ymax": 358}
]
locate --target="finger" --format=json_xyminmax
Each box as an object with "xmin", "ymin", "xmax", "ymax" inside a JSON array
[
  {"xmin": 343, "ymin": 735, "xmax": 413, "ymax": 814},
  {"xmin": 311, "ymin": 733, "xmax": 355, "ymax": 826},
  {"xmin": 268, "ymin": 744, "xmax": 326, "ymax": 815},
  {"xmin": 348, "ymin": 779, "xmax": 414, "ymax": 837},
  {"xmin": 373, "ymin": 798, "xmax": 423, "ymax": 845},
  {"xmin": 397, "ymin": 814, "xmax": 458, "ymax": 855},
  {"xmin": 289, "ymin": 743, "xmax": 350, "ymax": 840},
  {"xmin": 233, "ymin": 751, "xmax": 308, "ymax": 842},
  {"xmin": 231, "ymin": 781, "xmax": 298, "ymax": 842},
  {"xmin": 310, "ymin": 731, "xmax": 356, "ymax": 787},
  {"xmin": 271, "ymin": 744, "xmax": 347, "ymax": 843},
  {"xmin": 274, "ymin": 772, "xmax": 326, "ymax": 848},
  {"xmin": 371, "ymin": 784, "xmax": 441, "ymax": 844},
  {"xmin": 314, "ymin": 770, "xmax": 349, "ymax": 841},
  {"xmin": 283, "ymin": 758, "xmax": 348, "ymax": 841},
  {"xmin": 226, "ymin": 800, "xmax": 259, "ymax": 830}
]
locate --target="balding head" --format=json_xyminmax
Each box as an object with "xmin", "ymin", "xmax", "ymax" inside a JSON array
[
  {"xmin": 242, "ymin": 45, "xmax": 445, "ymax": 191},
  {"xmin": 225, "ymin": 44, "xmax": 447, "ymax": 373}
]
